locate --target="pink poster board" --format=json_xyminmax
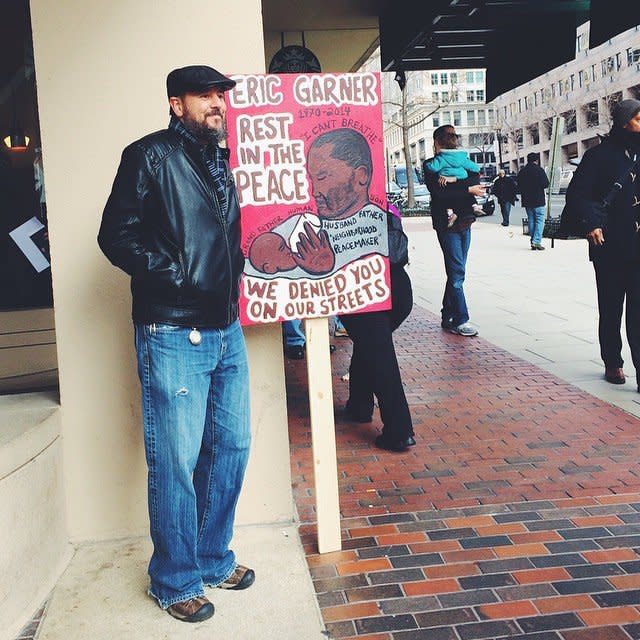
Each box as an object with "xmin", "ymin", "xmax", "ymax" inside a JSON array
[{"xmin": 226, "ymin": 72, "xmax": 390, "ymax": 326}]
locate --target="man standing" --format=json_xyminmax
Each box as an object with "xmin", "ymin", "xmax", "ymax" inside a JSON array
[
  {"xmin": 517, "ymin": 152, "xmax": 550, "ymax": 250},
  {"xmin": 492, "ymin": 169, "xmax": 518, "ymax": 227},
  {"xmin": 98, "ymin": 65, "xmax": 253, "ymax": 623}
]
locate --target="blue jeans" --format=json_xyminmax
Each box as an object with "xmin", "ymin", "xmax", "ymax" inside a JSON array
[
  {"xmin": 500, "ymin": 200, "xmax": 512, "ymax": 225},
  {"xmin": 527, "ymin": 206, "xmax": 546, "ymax": 246},
  {"xmin": 436, "ymin": 228, "xmax": 471, "ymax": 327},
  {"xmin": 134, "ymin": 320, "xmax": 251, "ymax": 608},
  {"xmin": 283, "ymin": 319, "xmax": 305, "ymax": 347}
]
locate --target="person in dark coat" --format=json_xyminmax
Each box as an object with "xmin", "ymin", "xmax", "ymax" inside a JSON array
[
  {"xmin": 517, "ymin": 153, "xmax": 550, "ymax": 249},
  {"xmin": 492, "ymin": 169, "xmax": 518, "ymax": 226},
  {"xmin": 565, "ymin": 98, "xmax": 640, "ymax": 388}
]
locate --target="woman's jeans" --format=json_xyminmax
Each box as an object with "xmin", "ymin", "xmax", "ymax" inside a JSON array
[
  {"xmin": 593, "ymin": 258, "xmax": 640, "ymax": 373},
  {"xmin": 526, "ymin": 206, "xmax": 546, "ymax": 246},
  {"xmin": 134, "ymin": 320, "xmax": 251, "ymax": 608},
  {"xmin": 436, "ymin": 227, "xmax": 471, "ymax": 327}
]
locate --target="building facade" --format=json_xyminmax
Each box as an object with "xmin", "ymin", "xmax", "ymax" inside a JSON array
[
  {"xmin": 493, "ymin": 21, "xmax": 640, "ymax": 174},
  {"xmin": 361, "ymin": 48, "xmax": 496, "ymax": 183}
]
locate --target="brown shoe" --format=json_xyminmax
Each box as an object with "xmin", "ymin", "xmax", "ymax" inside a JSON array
[
  {"xmin": 167, "ymin": 596, "xmax": 214, "ymax": 623},
  {"xmin": 217, "ymin": 565, "xmax": 255, "ymax": 590},
  {"xmin": 605, "ymin": 367, "xmax": 626, "ymax": 384}
]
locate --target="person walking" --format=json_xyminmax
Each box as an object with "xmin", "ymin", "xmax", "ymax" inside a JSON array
[
  {"xmin": 98, "ymin": 65, "xmax": 254, "ymax": 623},
  {"xmin": 492, "ymin": 169, "xmax": 518, "ymax": 226},
  {"xmin": 565, "ymin": 98, "xmax": 640, "ymax": 388},
  {"xmin": 423, "ymin": 125, "xmax": 486, "ymax": 337},
  {"xmin": 518, "ymin": 152, "xmax": 550, "ymax": 250}
]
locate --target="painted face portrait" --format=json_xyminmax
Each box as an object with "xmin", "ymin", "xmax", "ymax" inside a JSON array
[
  {"xmin": 307, "ymin": 143, "xmax": 369, "ymax": 220},
  {"xmin": 248, "ymin": 232, "xmax": 297, "ymax": 274}
]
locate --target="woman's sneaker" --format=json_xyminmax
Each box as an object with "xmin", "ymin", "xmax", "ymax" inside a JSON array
[{"xmin": 449, "ymin": 322, "xmax": 478, "ymax": 337}]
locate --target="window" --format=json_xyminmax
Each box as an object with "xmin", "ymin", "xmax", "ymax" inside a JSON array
[
  {"xmin": 562, "ymin": 109, "xmax": 577, "ymax": 134},
  {"xmin": 627, "ymin": 47, "xmax": 640, "ymax": 65},
  {"xmin": 466, "ymin": 71, "xmax": 474, "ymax": 83},
  {"xmin": 440, "ymin": 72, "xmax": 448, "ymax": 84},
  {"xmin": 442, "ymin": 111, "xmax": 451, "ymax": 125},
  {"xmin": 543, "ymin": 117, "xmax": 553, "ymax": 140},
  {"xmin": 441, "ymin": 91, "xmax": 449, "ymax": 102},
  {"xmin": 433, "ymin": 115, "xmax": 440, "ymax": 127},
  {"xmin": 450, "ymin": 89, "xmax": 459, "ymax": 102},
  {"xmin": 528, "ymin": 124, "xmax": 539, "ymax": 145},
  {"xmin": 601, "ymin": 56, "xmax": 616, "ymax": 77},
  {"xmin": 514, "ymin": 128, "xmax": 524, "ymax": 149},
  {"xmin": 475, "ymin": 90, "xmax": 484, "ymax": 102},
  {"xmin": 488, "ymin": 109, "xmax": 494, "ymax": 125},
  {"xmin": 477, "ymin": 110, "xmax": 486, "ymax": 126},
  {"xmin": 466, "ymin": 90, "xmax": 475, "ymax": 102},
  {"xmin": 431, "ymin": 72, "xmax": 439, "ymax": 85},
  {"xmin": 1, "ymin": 6, "xmax": 52, "ymax": 313},
  {"xmin": 584, "ymin": 100, "xmax": 599, "ymax": 127},
  {"xmin": 432, "ymin": 92, "xmax": 439, "ymax": 103},
  {"xmin": 475, "ymin": 71, "xmax": 484, "ymax": 83},
  {"xmin": 453, "ymin": 110, "xmax": 461, "ymax": 126},
  {"xmin": 418, "ymin": 139, "xmax": 426, "ymax": 159},
  {"xmin": 579, "ymin": 68, "xmax": 590, "ymax": 87},
  {"xmin": 467, "ymin": 110, "xmax": 476, "ymax": 126},
  {"xmin": 450, "ymin": 72, "xmax": 458, "ymax": 85}
]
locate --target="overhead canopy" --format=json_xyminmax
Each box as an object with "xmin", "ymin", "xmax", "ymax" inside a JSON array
[{"xmin": 378, "ymin": 0, "xmax": 637, "ymax": 100}]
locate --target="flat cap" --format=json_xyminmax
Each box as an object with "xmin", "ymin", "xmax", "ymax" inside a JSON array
[
  {"xmin": 612, "ymin": 98, "xmax": 640, "ymax": 129},
  {"xmin": 166, "ymin": 65, "xmax": 236, "ymax": 97}
]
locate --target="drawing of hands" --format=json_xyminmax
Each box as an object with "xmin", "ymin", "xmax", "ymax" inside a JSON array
[{"xmin": 292, "ymin": 221, "xmax": 335, "ymax": 275}]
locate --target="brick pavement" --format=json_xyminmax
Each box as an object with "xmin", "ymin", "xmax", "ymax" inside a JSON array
[{"xmin": 286, "ymin": 305, "xmax": 640, "ymax": 639}]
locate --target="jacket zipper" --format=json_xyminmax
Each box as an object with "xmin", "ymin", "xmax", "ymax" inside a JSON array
[
  {"xmin": 200, "ymin": 170, "xmax": 234, "ymax": 326},
  {"xmin": 181, "ymin": 142, "xmax": 236, "ymax": 325}
]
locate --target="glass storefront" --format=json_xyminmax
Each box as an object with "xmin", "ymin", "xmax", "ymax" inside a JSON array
[{"xmin": 1, "ymin": 0, "xmax": 52, "ymax": 311}]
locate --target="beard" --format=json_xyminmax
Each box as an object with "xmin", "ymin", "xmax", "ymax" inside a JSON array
[{"xmin": 182, "ymin": 110, "xmax": 227, "ymax": 145}]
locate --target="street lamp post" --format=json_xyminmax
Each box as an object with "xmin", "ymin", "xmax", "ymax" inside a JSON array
[{"xmin": 496, "ymin": 127, "xmax": 503, "ymax": 170}]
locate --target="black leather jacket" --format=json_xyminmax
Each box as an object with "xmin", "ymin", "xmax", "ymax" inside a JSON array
[{"xmin": 98, "ymin": 128, "xmax": 244, "ymax": 327}]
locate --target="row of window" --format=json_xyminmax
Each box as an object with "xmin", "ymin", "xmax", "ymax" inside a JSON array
[
  {"xmin": 503, "ymin": 46, "xmax": 639, "ymax": 118},
  {"xmin": 431, "ymin": 89, "xmax": 486, "ymax": 103},
  {"xmin": 430, "ymin": 70, "xmax": 484, "ymax": 85},
  {"xmin": 431, "ymin": 108, "xmax": 495, "ymax": 128}
]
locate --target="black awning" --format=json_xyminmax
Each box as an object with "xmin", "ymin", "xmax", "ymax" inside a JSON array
[{"xmin": 379, "ymin": 0, "xmax": 636, "ymax": 101}]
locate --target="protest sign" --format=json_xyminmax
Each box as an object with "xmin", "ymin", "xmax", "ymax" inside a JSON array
[{"xmin": 226, "ymin": 72, "xmax": 390, "ymax": 326}]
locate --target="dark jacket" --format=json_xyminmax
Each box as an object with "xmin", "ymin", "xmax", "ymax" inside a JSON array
[
  {"xmin": 517, "ymin": 162, "xmax": 549, "ymax": 208},
  {"xmin": 565, "ymin": 130, "xmax": 640, "ymax": 262},
  {"xmin": 423, "ymin": 158, "xmax": 479, "ymax": 232},
  {"xmin": 492, "ymin": 175, "xmax": 518, "ymax": 204},
  {"xmin": 98, "ymin": 128, "xmax": 245, "ymax": 327}
]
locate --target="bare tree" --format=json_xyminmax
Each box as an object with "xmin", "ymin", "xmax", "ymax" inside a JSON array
[
  {"xmin": 384, "ymin": 72, "xmax": 454, "ymax": 208},
  {"xmin": 468, "ymin": 126, "xmax": 496, "ymax": 177}
]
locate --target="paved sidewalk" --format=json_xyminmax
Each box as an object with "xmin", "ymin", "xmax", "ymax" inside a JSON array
[
  {"xmin": 20, "ymin": 212, "xmax": 640, "ymax": 640},
  {"xmin": 286, "ymin": 214, "xmax": 640, "ymax": 639}
]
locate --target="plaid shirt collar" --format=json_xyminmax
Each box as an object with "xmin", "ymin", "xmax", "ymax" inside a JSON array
[
  {"xmin": 169, "ymin": 116, "xmax": 229, "ymax": 160},
  {"xmin": 169, "ymin": 116, "xmax": 229, "ymax": 212}
]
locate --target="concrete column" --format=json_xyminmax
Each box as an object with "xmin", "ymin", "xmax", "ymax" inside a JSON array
[{"xmin": 29, "ymin": 0, "xmax": 294, "ymax": 540}]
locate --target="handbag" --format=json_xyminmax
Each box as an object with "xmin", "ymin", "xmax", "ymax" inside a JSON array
[{"xmin": 558, "ymin": 154, "xmax": 639, "ymax": 239}]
